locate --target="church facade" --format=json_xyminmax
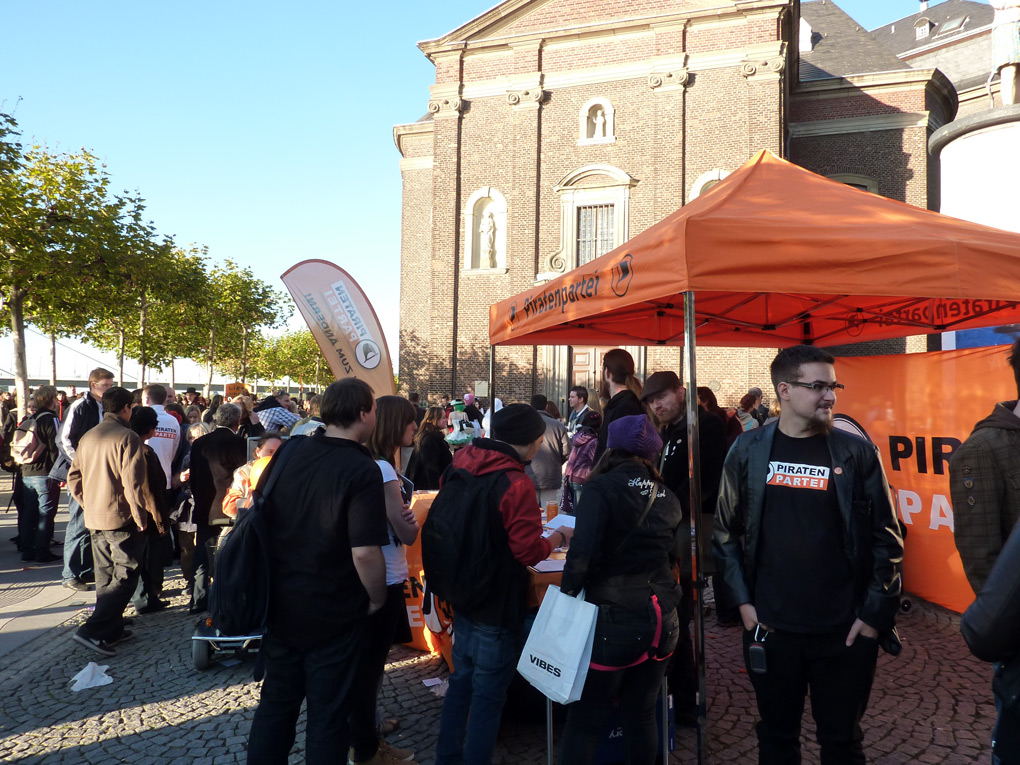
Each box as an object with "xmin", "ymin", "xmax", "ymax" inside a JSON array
[{"xmin": 395, "ymin": 0, "xmax": 957, "ymax": 411}]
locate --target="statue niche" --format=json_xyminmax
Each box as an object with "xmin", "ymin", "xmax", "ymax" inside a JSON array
[{"xmin": 464, "ymin": 186, "xmax": 507, "ymax": 272}]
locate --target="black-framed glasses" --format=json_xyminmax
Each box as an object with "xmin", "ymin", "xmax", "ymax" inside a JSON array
[{"xmin": 786, "ymin": 381, "xmax": 844, "ymax": 393}]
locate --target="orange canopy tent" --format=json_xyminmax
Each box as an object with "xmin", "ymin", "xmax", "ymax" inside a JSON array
[
  {"xmin": 487, "ymin": 150, "xmax": 1020, "ymax": 756},
  {"xmin": 489, "ymin": 150, "xmax": 1020, "ymax": 349}
]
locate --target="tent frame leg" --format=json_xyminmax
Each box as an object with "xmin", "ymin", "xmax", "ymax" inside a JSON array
[{"xmin": 684, "ymin": 290, "xmax": 708, "ymax": 764}]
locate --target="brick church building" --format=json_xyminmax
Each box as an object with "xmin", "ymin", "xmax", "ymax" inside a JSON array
[{"xmin": 394, "ymin": 0, "xmax": 958, "ymax": 410}]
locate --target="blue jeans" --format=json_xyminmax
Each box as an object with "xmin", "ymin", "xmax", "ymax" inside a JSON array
[
  {"xmin": 19, "ymin": 476, "xmax": 60, "ymax": 559},
  {"xmin": 435, "ymin": 613, "xmax": 521, "ymax": 765},
  {"xmin": 62, "ymin": 495, "xmax": 94, "ymax": 583}
]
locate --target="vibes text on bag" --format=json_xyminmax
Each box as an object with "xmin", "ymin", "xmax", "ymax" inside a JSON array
[{"xmin": 529, "ymin": 654, "xmax": 562, "ymax": 677}]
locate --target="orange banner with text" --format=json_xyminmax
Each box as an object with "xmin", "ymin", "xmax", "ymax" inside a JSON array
[
  {"xmin": 836, "ymin": 346, "xmax": 1014, "ymax": 614},
  {"xmin": 402, "ymin": 492, "xmax": 454, "ymax": 668}
]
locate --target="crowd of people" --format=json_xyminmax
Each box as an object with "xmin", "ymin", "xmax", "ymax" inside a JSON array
[{"xmin": 3, "ymin": 335, "xmax": 1019, "ymax": 764}]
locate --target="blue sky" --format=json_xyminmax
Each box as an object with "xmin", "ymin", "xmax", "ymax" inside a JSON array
[{"xmin": 2, "ymin": 0, "xmax": 952, "ymax": 365}]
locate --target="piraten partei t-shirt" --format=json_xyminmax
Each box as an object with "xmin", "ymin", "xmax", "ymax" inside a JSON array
[{"xmin": 753, "ymin": 430, "xmax": 855, "ymax": 633}]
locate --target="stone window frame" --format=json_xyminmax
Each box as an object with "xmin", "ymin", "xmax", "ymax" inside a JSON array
[
  {"xmin": 539, "ymin": 164, "xmax": 634, "ymax": 280},
  {"xmin": 463, "ymin": 186, "xmax": 509, "ymax": 273},
  {"xmin": 827, "ymin": 173, "xmax": 878, "ymax": 194},
  {"xmin": 577, "ymin": 97, "xmax": 616, "ymax": 146},
  {"xmin": 690, "ymin": 169, "xmax": 731, "ymax": 200}
]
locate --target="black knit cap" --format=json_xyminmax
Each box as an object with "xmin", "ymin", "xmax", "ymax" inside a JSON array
[{"xmin": 492, "ymin": 403, "xmax": 546, "ymax": 445}]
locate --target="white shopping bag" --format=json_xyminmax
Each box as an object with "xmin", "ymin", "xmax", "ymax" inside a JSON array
[{"xmin": 517, "ymin": 585, "xmax": 597, "ymax": 704}]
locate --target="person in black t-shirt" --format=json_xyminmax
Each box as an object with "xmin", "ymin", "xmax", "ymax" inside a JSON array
[
  {"xmin": 713, "ymin": 345, "xmax": 904, "ymax": 765},
  {"xmin": 247, "ymin": 378, "xmax": 389, "ymax": 765}
]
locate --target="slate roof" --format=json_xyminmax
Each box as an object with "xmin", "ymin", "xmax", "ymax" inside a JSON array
[
  {"xmin": 799, "ymin": 1, "xmax": 910, "ymax": 81},
  {"xmin": 870, "ymin": 0, "xmax": 993, "ymax": 57}
]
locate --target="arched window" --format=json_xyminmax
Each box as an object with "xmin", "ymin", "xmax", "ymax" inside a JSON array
[
  {"xmin": 540, "ymin": 164, "xmax": 635, "ymax": 279},
  {"xmin": 578, "ymin": 97, "xmax": 616, "ymax": 146},
  {"xmin": 463, "ymin": 187, "xmax": 508, "ymax": 271},
  {"xmin": 690, "ymin": 169, "xmax": 731, "ymax": 200}
]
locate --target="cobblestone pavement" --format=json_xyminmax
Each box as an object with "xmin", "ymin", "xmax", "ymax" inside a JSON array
[{"xmin": 0, "ymin": 559, "xmax": 998, "ymax": 764}]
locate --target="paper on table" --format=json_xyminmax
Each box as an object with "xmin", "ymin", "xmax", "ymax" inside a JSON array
[
  {"xmin": 544, "ymin": 514, "xmax": 576, "ymax": 529},
  {"xmin": 532, "ymin": 558, "xmax": 566, "ymax": 573}
]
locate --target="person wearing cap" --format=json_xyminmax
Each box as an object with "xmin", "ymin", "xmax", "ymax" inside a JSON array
[
  {"xmin": 434, "ymin": 403, "xmax": 574, "ymax": 765},
  {"xmin": 641, "ymin": 370, "xmax": 730, "ymax": 727},
  {"xmin": 713, "ymin": 345, "xmax": 903, "ymax": 764},
  {"xmin": 559, "ymin": 414, "xmax": 686, "ymax": 764}
]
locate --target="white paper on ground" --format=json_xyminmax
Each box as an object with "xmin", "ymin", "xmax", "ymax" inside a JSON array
[
  {"xmin": 422, "ymin": 677, "xmax": 443, "ymax": 687},
  {"xmin": 70, "ymin": 662, "xmax": 113, "ymax": 692}
]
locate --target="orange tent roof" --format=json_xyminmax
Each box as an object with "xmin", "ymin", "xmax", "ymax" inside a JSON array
[{"xmin": 489, "ymin": 150, "xmax": 1020, "ymax": 347}]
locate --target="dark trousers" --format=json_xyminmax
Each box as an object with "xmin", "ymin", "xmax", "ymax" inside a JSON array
[
  {"xmin": 189, "ymin": 523, "xmax": 221, "ymax": 611},
  {"xmin": 131, "ymin": 526, "xmax": 171, "ymax": 610},
  {"xmin": 19, "ymin": 475, "xmax": 59, "ymax": 559},
  {"xmin": 79, "ymin": 527, "xmax": 145, "ymax": 641},
  {"xmin": 349, "ymin": 582, "xmax": 406, "ymax": 761},
  {"xmin": 560, "ymin": 604, "xmax": 680, "ymax": 765},
  {"xmin": 742, "ymin": 628, "xmax": 880, "ymax": 765},
  {"xmin": 667, "ymin": 578, "xmax": 697, "ymax": 715},
  {"xmin": 247, "ymin": 625, "xmax": 366, "ymax": 765}
]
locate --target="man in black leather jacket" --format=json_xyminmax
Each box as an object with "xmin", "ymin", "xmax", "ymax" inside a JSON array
[{"xmin": 713, "ymin": 345, "xmax": 903, "ymax": 765}]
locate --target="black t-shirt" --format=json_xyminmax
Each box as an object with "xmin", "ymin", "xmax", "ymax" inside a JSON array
[
  {"xmin": 264, "ymin": 431, "xmax": 388, "ymax": 649},
  {"xmin": 754, "ymin": 430, "xmax": 855, "ymax": 633}
]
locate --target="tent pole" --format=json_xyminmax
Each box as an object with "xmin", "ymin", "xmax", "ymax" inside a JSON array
[
  {"xmin": 488, "ymin": 345, "xmax": 496, "ymax": 434},
  {"xmin": 683, "ymin": 290, "xmax": 707, "ymax": 764}
]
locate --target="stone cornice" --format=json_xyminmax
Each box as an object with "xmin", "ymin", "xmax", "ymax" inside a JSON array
[
  {"xmin": 418, "ymin": 1, "xmax": 790, "ymax": 60},
  {"xmin": 392, "ymin": 120, "xmax": 434, "ymax": 156},
  {"xmin": 789, "ymin": 112, "xmax": 935, "ymax": 138},
  {"xmin": 399, "ymin": 156, "xmax": 434, "ymax": 171}
]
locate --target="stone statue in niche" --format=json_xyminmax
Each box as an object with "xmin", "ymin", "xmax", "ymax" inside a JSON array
[
  {"xmin": 479, "ymin": 211, "xmax": 497, "ymax": 269},
  {"xmin": 992, "ymin": 0, "xmax": 1020, "ymax": 105},
  {"xmin": 594, "ymin": 108, "xmax": 606, "ymax": 138}
]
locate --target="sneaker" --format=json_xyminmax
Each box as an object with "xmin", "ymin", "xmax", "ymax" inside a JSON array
[
  {"xmin": 72, "ymin": 632, "xmax": 116, "ymax": 657},
  {"xmin": 136, "ymin": 600, "xmax": 170, "ymax": 614},
  {"xmin": 63, "ymin": 579, "xmax": 92, "ymax": 592},
  {"xmin": 107, "ymin": 629, "xmax": 134, "ymax": 646},
  {"xmin": 377, "ymin": 739, "xmax": 415, "ymax": 762}
]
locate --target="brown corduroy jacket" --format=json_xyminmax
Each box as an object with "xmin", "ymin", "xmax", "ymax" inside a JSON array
[
  {"xmin": 949, "ymin": 400, "xmax": 1020, "ymax": 594},
  {"xmin": 68, "ymin": 413, "xmax": 148, "ymax": 532}
]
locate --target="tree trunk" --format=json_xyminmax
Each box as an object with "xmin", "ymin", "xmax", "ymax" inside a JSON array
[
  {"xmin": 9, "ymin": 287, "xmax": 30, "ymax": 421},
  {"xmin": 171, "ymin": 360, "xmax": 176, "ymax": 395},
  {"xmin": 118, "ymin": 330, "xmax": 126, "ymax": 387},
  {"xmin": 241, "ymin": 326, "xmax": 249, "ymax": 386},
  {"xmin": 139, "ymin": 295, "xmax": 148, "ymax": 388},
  {"xmin": 49, "ymin": 330, "xmax": 57, "ymax": 386},
  {"xmin": 206, "ymin": 326, "xmax": 215, "ymax": 399},
  {"xmin": 315, "ymin": 357, "xmax": 321, "ymax": 392}
]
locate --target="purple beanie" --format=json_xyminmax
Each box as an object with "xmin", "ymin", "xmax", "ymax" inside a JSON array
[{"xmin": 607, "ymin": 415, "xmax": 662, "ymax": 462}]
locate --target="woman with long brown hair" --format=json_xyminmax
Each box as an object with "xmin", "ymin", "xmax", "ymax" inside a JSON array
[{"xmin": 405, "ymin": 405, "xmax": 453, "ymax": 490}]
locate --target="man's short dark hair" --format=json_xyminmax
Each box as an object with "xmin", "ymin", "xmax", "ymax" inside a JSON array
[
  {"xmin": 143, "ymin": 383, "xmax": 167, "ymax": 405},
  {"xmin": 409, "ymin": 392, "xmax": 420, "ymax": 404},
  {"xmin": 530, "ymin": 394, "xmax": 548, "ymax": 411},
  {"xmin": 102, "ymin": 387, "xmax": 135, "ymax": 415},
  {"xmin": 89, "ymin": 367, "xmax": 115, "ymax": 385},
  {"xmin": 770, "ymin": 345, "xmax": 836, "ymax": 398},
  {"xmin": 570, "ymin": 385, "xmax": 588, "ymax": 404},
  {"xmin": 1009, "ymin": 338, "xmax": 1020, "ymax": 397},
  {"xmin": 32, "ymin": 385, "xmax": 57, "ymax": 411},
  {"xmin": 321, "ymin": 378, "xmax": 375, "ymax": 428},
  {"xmin": 129, "ymin": 405, "xmax": 159, "ymax": 437}
]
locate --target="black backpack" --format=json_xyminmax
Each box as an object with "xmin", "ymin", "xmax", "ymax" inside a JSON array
[
  {"xmin": 421, "ymin": 467, "xmax": 512, "ymax": 612},
  {"xmin": 210, "ymin": 440, "xmax": 296, "ymax": 641}
]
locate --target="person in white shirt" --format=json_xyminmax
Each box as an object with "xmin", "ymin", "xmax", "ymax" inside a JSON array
[{"xmin": 141, "ymin": 384, "xmax": 182, "ymax": 492}]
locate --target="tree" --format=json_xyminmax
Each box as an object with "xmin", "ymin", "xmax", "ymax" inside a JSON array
[
  {"xmin": 191, "ymin": 261, "xmax": 290, "ymax": 396},
  {"xmin": 0, "ymin": 112, "xmax": 127, "ymax": 419},
  {"xmin": 246, "ymin": 329, "xmax": 328, "ymax": 392}
]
